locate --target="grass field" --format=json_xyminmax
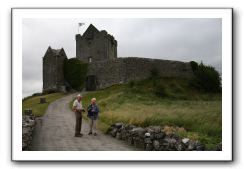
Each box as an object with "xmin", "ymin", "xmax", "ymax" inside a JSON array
[
  {"xmin": 80, "ymin": 77, "xmax": 222, "ymax": 150},
  {"xmin": 22, "ymin": 93, "xmax": 65, "ymax": 117}
]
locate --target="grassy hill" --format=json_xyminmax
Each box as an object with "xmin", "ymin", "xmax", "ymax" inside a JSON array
[
  {"xmin": 22, "ymin": 93, "xmax": 65, "ymax": 117},
  {"xmin": 81, "ymin": 77, "xmax": 222, "ymax": 150}
]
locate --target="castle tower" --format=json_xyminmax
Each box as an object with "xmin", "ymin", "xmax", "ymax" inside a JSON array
[
  {"xmin": 76, "ymin": 24, "xmax": 117, "ymax": 63},
  {"xmin": 42, "ymin": 46, "xmax": 67, "ymax": 93}
]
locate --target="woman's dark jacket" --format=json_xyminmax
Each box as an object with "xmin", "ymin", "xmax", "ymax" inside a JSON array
[{"xmin": 87, "ymin": 104, "xmax": 99, "ymax": 117}]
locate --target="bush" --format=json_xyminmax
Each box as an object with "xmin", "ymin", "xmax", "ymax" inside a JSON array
[
  {"xmin": 190, "ymin": 61, "xmax": 221, "ymax": 93},
  {"xmin": 150, "ymin": 68, "xmax": 160, "ymax": 81},
  {"xmin": 154, "ymin": 83, "xmax": 168, "ymax": 97},
  {"xmin": 190, "ymin": 61, "xmax": 198, "ymax": 72},
  {"xmin": 63, "ymin": 58, "xmax": 88, "ymax": 91},
  {"xmin": 129, "ymin": 80, "xmax": 135, "ymax": 88}
]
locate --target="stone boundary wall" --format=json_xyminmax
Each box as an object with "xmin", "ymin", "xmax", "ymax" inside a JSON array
[
  {"xmin": 87, "ymin": 57, "xmax": 194, "ymax": 90},
  {"xmin": 22, "ymin": 111, "xmax": 36, "ymax": 151},
  {"xmin": 108, "ymin": 123, "xmax": 206, "ymax": 151}
]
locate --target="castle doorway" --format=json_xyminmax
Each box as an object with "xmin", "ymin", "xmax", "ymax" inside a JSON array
[
  {"xmin": 85, "ymin": 75, "xmax": 96, "ymax": 91},
  {"xmin": 88, "ymin": 57, "xmax": 92, "ymax": 63}
]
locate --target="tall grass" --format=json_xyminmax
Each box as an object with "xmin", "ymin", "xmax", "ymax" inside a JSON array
[{"xmin": 81, "ymin": 78, "xmax": 222, "ymax": 150}]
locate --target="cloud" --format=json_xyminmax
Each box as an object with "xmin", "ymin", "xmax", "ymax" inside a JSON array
[{"xmin": 22, "ymin": 18, "xmax": 222, "ymax": 97}]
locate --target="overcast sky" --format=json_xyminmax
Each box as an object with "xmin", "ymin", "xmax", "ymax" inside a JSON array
[{"xmin": 22, "ymin": 18, "xmax": 222, "ymax": 97}]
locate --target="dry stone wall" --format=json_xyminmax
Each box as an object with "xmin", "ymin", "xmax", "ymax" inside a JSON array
[
  {"xmin": 108, "ymin": 123, "xmax": 205, "ymax": 151},
  {"xmin": 22, "ymin": 110, "xmax": 36, "ymax": 151}
]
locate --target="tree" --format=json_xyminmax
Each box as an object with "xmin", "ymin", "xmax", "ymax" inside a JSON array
[{"xmin": 190, "ymin": 61, "xmax": 221, "ymax": 93}]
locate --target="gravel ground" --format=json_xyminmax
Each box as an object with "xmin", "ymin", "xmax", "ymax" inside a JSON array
[{"xmin": 30, "ymin": 93, "xmax": 136, "ymax": 151}]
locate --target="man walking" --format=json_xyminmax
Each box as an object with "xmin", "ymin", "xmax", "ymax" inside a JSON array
[
  {"xmin": 72, "ymin": 94, "xmax": 84, "ymax": 137},
  {"xmin": 87, "ymin": 98, "xmax": 99, "ymax": 136}
]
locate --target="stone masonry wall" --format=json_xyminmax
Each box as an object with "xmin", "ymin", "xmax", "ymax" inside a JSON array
[
  {"xmin": 22, "ymin": 110, "xmax": 36, "ymax": 151},
  {"xmin": 43, "ymin": 50, "xmax": 67, "ymax": 93},
  {"xmin": 87, "ymin": 57, "xmax": 193, "ymax": 90},
  {"xmin": 108, "ymin": 123, "xmax": 206, "ymax": 151},
  {"xmin": 76, "ymin": 29, "xmax": 117, "ymax": 63}
]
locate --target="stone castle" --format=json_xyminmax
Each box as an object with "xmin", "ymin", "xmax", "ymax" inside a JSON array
[{"xmin": 43, "ymin": 24, "xmax": 193, "ymax": 93}]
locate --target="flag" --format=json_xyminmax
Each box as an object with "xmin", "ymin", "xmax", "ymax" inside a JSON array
[{"xmin": 78, "ymin": 23, "xmax": 85, "ymax": 27}]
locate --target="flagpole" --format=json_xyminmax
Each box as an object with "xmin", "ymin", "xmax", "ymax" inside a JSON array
[{"xmin": 78, "ymin": 23, "xmax": 85, "ymax": 35}]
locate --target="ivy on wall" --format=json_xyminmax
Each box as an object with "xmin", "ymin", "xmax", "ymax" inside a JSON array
[{"xmin": 63, "ymin": 58, "xmax": 88, "ymax": 91}]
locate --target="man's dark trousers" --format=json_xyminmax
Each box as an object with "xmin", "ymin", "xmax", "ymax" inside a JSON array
[{"xmin": 75, "ymin": 111, "xmax": 82, "ymax": 135}]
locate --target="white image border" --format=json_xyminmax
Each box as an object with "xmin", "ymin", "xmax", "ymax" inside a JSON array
[{"xmin": 12, "ymin": 8, "xmax": 232, "ymax": 161}]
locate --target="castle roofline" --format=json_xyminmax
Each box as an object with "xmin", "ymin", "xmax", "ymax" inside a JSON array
[
  {"xmin": 44, "ymin": 46, "xmax": 67, "ymax": 58},
  {"xmin": 82, "ymin": 24, "xmax": 99, "ymax": 36},
  {"xmin": 76, "ymin": 24, "xmax": 115, "ymax": 41},
  {"xmin": 47, "ymin": 46, "xmax": 63, "ymax": 55}
]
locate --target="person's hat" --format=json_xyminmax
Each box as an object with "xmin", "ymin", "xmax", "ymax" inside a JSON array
[{"xmin": 77, "ymin": 94, "xmax": 82, "ymax": 97}]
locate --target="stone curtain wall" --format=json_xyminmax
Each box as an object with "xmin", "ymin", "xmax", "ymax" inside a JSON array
[
  {"xmin": 87, "ymin": 57, "xmax": 193, "ymax": 90},
  {"xmin": 87, "ymin": 58, "xmax": 125, "ymax": 89}
]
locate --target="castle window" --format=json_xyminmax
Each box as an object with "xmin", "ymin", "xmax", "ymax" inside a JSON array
[{"xmin": 88, "ymin": 57, "xmax": 92, "ymax": 63}]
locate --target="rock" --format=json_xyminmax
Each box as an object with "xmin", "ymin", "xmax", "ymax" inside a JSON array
[
  {"xmin": 144, "ymin": 138, "xmax": 152, "ymax": 144},
  {"xmin": 40, "ymin": 97, "xmax": 47, "ymax": 104},
  {"xmin": 158, "ymin": 137, "xmax": 177, "ymax": 150},
  {"xmin": 145, "ymin": 132, "xmax": 150, "ymax": 138},
  {"xmin": 182, "ymin": 138, "xmax": 190, "ymax": 144},
  {"xmin": 215, "ymin": 142, "xmax": 222, "ymax": 151},
  {"xmin": 153, "ymin": 140, "xmax": 160, "ymax": 150},
  {"xmin": 108, "ymin": 124, "xmax": 206, "ymax": 151},
  {"xmin": 149, "ymin": 132, "xmax": 156, "ymax": 140},
  {"xmin": 125, "ymin": 124, "xmax": 135, "ymax": 131},
  {"xmin": 130, "ymin": 127, "xmax": 146, "ymax": 138},
  {"xmin": 171, "ymin": 134, "xmax": 180, "ymax": 141},
  {"xmin": 116, "ymin": 132, "xmax": 122, "ymax": 140},
  {"xmin": 133, "ymin": 137, "xmax": 145, "ymax": 149},
  {"xmin": 175, "ymin": 142, "xmax": 185, "ymax": 151},
  {"xmin": 187, "ymin": 141, "xmax": 196, "ymax": 151},
  {"xmin": 148, "ymin": 126, "xmax": 161, "ymax": 133},
  {"xmin": 112, "ymin": 122, "xmax": 123, "ymax": 129},
  {"xmin": 195, "ymin": 142, "xmax": 205, "ymax": 151},
  {"xmin": 145, "ymin": 127, "xmax": 154, "ymax": 133},
  {"xmin": 165, "ymin": 137, "xmax": 177, "ymax": 144},
  {"xmin": 145, "ymin": 143, "xmax": 153, "ymax": 151},
  {"xmin": 28, "ymin": 119, "xmax": 35, "ymax": 126},
  {"xmin": 22, "ymin": 114, "xmax": 36, "ymax": 151},
  {"xmin": 110, "ymin": 128, "xmax": 117, "ymax": 137},
  {"xmin": 155, "ymin": 132, "xmax": 165, "ymax": 139},
  {"xmin": 121, "ymin": 130, "xmax": 127, "ymax": 140},
  {"xmin": 127, "ymin": 136, "xmax": 134, "ymax": 145}
]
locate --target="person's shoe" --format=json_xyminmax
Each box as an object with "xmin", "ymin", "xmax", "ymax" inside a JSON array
[
  {"xmin": 74, "ymin": 134, "xmax": 82, "ymax": 137},
  {"xmin": 88, "ymin": 132, "xmax": 92, "ymax": 135},
  {"xmin": 93, "ymin": 133, "xmax": 97, "ymax": 136}
]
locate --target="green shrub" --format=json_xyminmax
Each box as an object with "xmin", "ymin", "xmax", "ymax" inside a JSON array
[
  {"xmin": 129, "ymin": 80, "xmax": 135, "ymax": 88},
  {"xmin": 190, "ymin": 61, "xmax": 221, "ymax": 93},
  {"xmin": 150, "ymin": 68, "xmax": 159, "ymax": 79},
  {"xmin": 63, "ymin": 58, "xmax": 88, "ymax": 91},
  {"xmin": 154, "ymin": 83, "xmax": 168, "ymax": 97},
  {"xmin": 149, "ymin": 68, "xmax": 160, "ymax": 87},
  {"xmin": 190, "ymin": 61, "xmax": 198, "ymax": 72}
]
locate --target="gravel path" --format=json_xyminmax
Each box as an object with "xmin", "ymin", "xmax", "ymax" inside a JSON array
[{"xmin": 31, "ymin": 93, "xmax": 136, "ymax": 151}]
